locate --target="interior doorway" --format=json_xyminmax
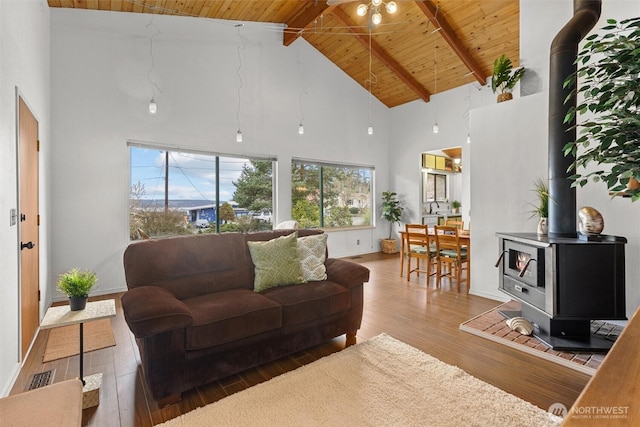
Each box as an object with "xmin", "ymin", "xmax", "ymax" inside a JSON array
[{"xmin": 18, "ymin": 95, "xmax": 40, "ymax": 360}]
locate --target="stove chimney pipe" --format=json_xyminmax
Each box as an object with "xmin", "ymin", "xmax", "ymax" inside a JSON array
[{"xmin": 548, "ymin": 0, "xmax": 601, "ymax": 237}]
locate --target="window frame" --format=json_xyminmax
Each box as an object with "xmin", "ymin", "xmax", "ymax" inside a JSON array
[
  {"xmin": 291, "ymin": 158, "xmax": 374, "ymax": 230},
  {"xmin": 128, "ymin": 141, "xmax": 276, "ymax": 238}
]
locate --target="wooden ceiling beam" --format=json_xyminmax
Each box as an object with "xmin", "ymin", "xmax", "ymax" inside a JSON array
[
  {"xmin": 330, "ymin": 7, "xmax": 431, "ymax": 103},
  {"xmin": 416, "ymin": 1, "xmax": 486, "ymax": 86},
  {"xmin": 283, "ymin": 1, "xmax": 330, "ymax": 46}
]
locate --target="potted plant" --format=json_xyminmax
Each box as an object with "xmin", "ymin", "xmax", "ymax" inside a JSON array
[
  {"xmin": 491, "ymin": 54, "xmax": 525, "ymax": 103},
  {"xmin": 57, "ymin": 268, "xmax": 97, "ymax": 311},
  {"xmin": 380, "ymin": 191, "xmax": 403, "ymax": 254},
  {"xmin": 563, "ymin": 17, "xmax": 640, "ymax": 201},
  {"xmin": 528, "ymin": 178, "xmax": 550, "ymax": 235},
  {"xmin": 451, "ymin": 200, "xmax": 461, "ymax": 214}
]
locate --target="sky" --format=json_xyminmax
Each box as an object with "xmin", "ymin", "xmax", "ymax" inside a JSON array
[{"xmin": 130, "ymin": 146, "xmax": 251, "ymax": 203}]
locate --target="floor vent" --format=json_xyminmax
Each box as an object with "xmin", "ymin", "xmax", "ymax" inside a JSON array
[{"xmin": 27, "ymin": 369, "xmax": 55, "ymax": 391}]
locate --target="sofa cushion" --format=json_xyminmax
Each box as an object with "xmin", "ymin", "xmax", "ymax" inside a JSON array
[
  {"xmin": 183, "ymin": 289, "xmax": 282, "ymax": 350},
  {"xmin": 262, "ymin": 281, "xmax": 350, "ymax": 329},
  {"xmin": 247, "ymin": 232, "xmax": 305, "ymax": 292},
  {"xmin": 297, "ymin": 233, "xmax": 328, "ymax": 281}
]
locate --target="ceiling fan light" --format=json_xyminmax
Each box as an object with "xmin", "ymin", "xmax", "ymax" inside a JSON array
[
  {"xmin": 371, "ymin": 12, "xmax": 382, "ymax": 25},
  {"xmin": 356, "ymin": 4, "xmax": 368, "ymax": 16},
  {"xmin": 386, "ymin": 1, "xmax": 397, "ymax": 14},
  {"xmin": 372, "ymin": 0, "xmax": 382, "ymax": 6}
]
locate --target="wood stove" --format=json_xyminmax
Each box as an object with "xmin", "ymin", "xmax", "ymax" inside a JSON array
[{"xmin": 496, "ymin": 232, "xmax": 626, "ymax": 351}]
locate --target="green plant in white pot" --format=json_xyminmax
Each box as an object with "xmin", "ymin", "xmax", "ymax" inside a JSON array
[
  {"xmin": 57, "ymin": 268, "xmax": 97, "ymax": 311},
  {"xmin": 380, "ymin": 191, "xmax": 403, "ymax": 253},
  {"xmin": 528, "ymin": 179, "xmax": 551, "ymax": 235},
  {"xmin": 563, "ymin": 17, "xmax": 640, "ymax": 201}
]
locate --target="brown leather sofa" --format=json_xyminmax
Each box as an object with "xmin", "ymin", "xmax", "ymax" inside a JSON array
[{"xmin": 121, "ymin": 229, "xmax": 369, "ymax": 405}]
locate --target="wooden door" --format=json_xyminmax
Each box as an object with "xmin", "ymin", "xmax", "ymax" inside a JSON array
[{"xmin": 18, "ymin": 96, "xmax": 39, "ymax": 359}]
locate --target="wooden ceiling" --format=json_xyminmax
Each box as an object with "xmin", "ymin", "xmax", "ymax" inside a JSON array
[{"xmin": 47, "ymin": 1, "xmax": 519, "ymax": 108}]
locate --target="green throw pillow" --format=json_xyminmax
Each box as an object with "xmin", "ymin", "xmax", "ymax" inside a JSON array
[
  {"xmin": 297, "ymin": 233, "xmax": 328, "ymax": 281},
  {"xmin": 248, "ymin": 232, "xmax": 305, "ymax": 292}
]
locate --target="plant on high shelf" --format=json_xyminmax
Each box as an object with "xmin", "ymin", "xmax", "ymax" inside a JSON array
[
  {"xmin": 380, "ymin": 191, "xmax": 404, "ymax": 254},
  {"xmin": 491, "ymin": 54, "xmax": 526, "ymax": 103},
  {"xmin": 528, "ymin": 179, "xmax": 551, "ymax": 235},
  {"xmin": 451, "ymin": 200, "xmax": 461, "ymax": 214},
  {"xmin": 57, "ymin": 268, "xmax": 97, "ymax": 311},
  {"xmin": 563, "ymin": 17, "xmax": 640, "ymax": 201}
]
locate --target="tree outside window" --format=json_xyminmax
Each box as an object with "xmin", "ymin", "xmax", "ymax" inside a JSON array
[{"xmin": 291, "ymin": 160, "xmax": 372, "ymax": 229}]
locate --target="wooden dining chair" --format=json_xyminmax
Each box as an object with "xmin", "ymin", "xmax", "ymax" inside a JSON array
[
  {"xmin": 434, "ymin": 225, "xmax": 469, "ymax": 293},
  {"xmin": 405, "ymin": 224, "xmax": 438, "ymax": 285},
  {"xmin": 445, "ymin": 219, "xmax": 464, "ymax": 230}
]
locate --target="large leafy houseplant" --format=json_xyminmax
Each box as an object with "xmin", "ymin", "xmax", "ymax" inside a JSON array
[
  {"xmin": 380, "ymin": 191, "xmax": 403, "ymax": 240},
  {"xmin": 563, "ymin": 17, "xmax": 640, "ymax": 201},
  {"xmin": 491, "ymin": 54, "xmax": 525, "ymax": 102}
]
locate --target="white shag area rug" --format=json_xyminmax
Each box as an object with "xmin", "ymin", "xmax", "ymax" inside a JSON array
[{"xmin": 158, "ymin": 333, "xmax": 560, "ymax": 426}]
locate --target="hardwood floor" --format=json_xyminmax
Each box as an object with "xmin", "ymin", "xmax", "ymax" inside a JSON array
[{"xmin": 11, "ymin": 253, "xmax": 590, "ymax": 426}]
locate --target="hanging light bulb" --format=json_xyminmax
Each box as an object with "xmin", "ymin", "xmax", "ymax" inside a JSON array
[
  {"xmin": 385, "ymin": 1, "xmax": 397, "ymax": 14},
  {"xmin": 467, "ymin": 132, "xmax": 471, "ymax": 144},
  {"xmin": 372, "ymin": 0, "xmax": 382, "ymax": 6},
  {"xmin": 371, "ymin": 12, "xmax": 382, "ymax": 25},
  {"xmin": 236, "ymin": 129, "xmax": 243, "ymax": 143},
  {"xmin": 433, "ymin": 122, "xmax": 439, "ymax": 134},
  {"xmin": 368, "ymin": 124, "xmax": 374, "ymax": 135},
  {"xmin": 148, "ymin": 97, "xmax": 157, "ymax": 114},
  {"xmin": 298, "ymin": 123, "xmax": 305, "ymax": 135},
  {"xmin": 357, "ymin": 4, "xmax": 368, "ymax": 16}
]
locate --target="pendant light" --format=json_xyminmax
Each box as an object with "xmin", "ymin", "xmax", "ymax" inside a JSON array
[
  {"xmin": 297, "ymin": 47, "xmax": 306, "ymax": 136},
  {"xmin": 148, "ymin": 97, "xmax": 157, "ymax": 114},
  {"xmin": 366, "ymin": 29, "xmax": 375, "ymax": 136},
  {"xmin": 432, "ymin": 22, "xmax": 440, "ymax": 134},
  {"xmin": 235, "ymin": 24, "xmax": 244, "ymax": 142},
  {"xmin": 146, "ymin": 18, "xmax": 162, "ymax": 114}
]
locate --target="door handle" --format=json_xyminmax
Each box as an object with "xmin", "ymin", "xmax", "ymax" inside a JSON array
[{"xmin": 20, "ymin": 241, "xmax": 35, "ymax": 250}]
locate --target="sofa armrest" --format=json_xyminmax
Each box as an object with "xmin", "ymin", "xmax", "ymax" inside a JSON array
[
  {"xmin": 325, "ymin": 258, "xmax": 370, "ymax": 289},
  {"xmin": 121, "ymin": 286, "xmax": 193, "ymax": 338}
]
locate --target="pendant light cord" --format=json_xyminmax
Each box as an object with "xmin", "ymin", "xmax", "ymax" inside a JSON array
[
  {"xmin": 146, "ymin": 17, "xmax": 162, "ymax": 98},
  {"xmin": 236, "ymin": 24, "xmax": 245, "ymax": 132}
]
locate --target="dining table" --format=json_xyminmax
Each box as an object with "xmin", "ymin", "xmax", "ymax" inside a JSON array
[{"xmin": 399, "ymin": 227, "xmax": 471, "ymax": 285}]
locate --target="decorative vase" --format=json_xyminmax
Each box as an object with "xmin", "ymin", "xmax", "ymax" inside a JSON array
[
  {"xmin": 69, "ymin": 296, "xmax": 88, "ymax": 311},
  {"xmin": 497, "ymin": 93, "xmax": 513, "ymax": 103},
  {"xmin": 537, "ymin": 217, "xmax": 548, "ymax": 235},
  {"xmin": 578, "ymin": 206, "xmax": 604, "ymax": 235}
]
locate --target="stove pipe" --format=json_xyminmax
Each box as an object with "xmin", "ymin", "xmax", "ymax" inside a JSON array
[{"xmin": 548, "ymin": 0, "xmax": 601, "ymax": 237}]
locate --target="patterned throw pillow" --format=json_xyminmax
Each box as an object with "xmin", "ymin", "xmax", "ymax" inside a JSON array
[
  {"xmin": 297, "ymin": 233, "xmax": 328, "ymax": 281},
  {"xmin": 248, "ymin": 232, "xmax": 305, "ymax": 292}
]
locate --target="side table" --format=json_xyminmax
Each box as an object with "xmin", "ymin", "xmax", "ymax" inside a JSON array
[{"xmin": 40, "ymin": 299, "xmax": 116, "ymax": 409}]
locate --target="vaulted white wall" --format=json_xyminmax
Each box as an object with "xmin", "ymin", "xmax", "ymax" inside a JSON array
[{"xmin": 49, "ymin": 9, "xmax": 392, "ymax": 298}]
